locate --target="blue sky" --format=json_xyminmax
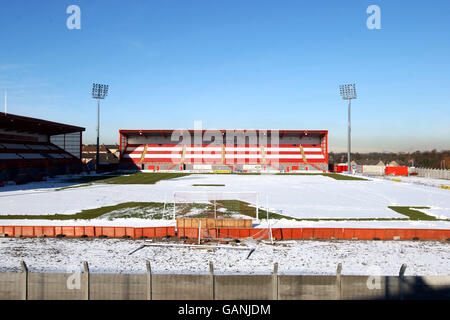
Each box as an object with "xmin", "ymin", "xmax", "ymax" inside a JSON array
[{"xmin": 0, "ymin": 0, "xmax": 449, "ymax": 152}]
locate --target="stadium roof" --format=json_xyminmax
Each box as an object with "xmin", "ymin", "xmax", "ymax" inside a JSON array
[
  {"xmin": 0, "ymin": 112, "xmax": 85, "ymax": 136},
  {"xmin": 120, "ymin": 129, "xmax": 327, "ymax": 136}
]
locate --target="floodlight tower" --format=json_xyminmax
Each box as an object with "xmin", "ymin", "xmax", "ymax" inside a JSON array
[
  {"xmin": 92, "ymin": 83, "xmax": 109, "ymax": 173},
  {"xmin": 339, "ymin": 83, "xmax": 357, "ymax": 174}
]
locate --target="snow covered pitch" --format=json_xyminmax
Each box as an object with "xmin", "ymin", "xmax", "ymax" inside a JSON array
[
  {"xmin": 0, "ymin": 173, "xmax": 449, "ymax": 229},
  {"xmin": 0, "ymin": 173, "xmax": 449, "ymax": 276}
]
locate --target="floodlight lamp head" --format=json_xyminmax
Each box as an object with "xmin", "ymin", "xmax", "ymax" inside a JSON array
[
  {"xmin": 339, "ymin": 83, "xmax": 357, "ymax": 100},
  {"xmin": 92, "ymin": 83, "xmax": 109, "ymax": 99}
]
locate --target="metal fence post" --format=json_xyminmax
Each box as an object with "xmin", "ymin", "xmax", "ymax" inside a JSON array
[
  {"xmin": 83, "ymin": 261, "xmax": 90, "ymax": 300},
  {"xmin": 146, "ymin": 261, "xmax": 152, "ymax": 300},
  {"xmin": 336, "ymin": 263, "xmax": 342, "ymax": 300},
  {"xmin": 272, "ymin": 262, "xmax": 278, "ymax": 300},
  {"xmin": 399, "ymin": 264, "xmax": 407, "ymax": 277},
  {"xmin": 20, "ymin": 261, "xmax": 28, "ymax": 300},
  {"xmin": 209, "ymin": 261, "xmax": 215, "ymax": 300},
  {"xmin": 399, "ymin": 264, "xmax": 407, "ymax": 300}
]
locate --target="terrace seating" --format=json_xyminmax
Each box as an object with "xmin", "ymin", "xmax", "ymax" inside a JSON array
[
  {"xmin": 0, "ymin": 153, "xmax": 23, "ymax": 160},
  {"xmin": 0, "ymin": 139, "xmax": 80, "ymax": 184},
  {"xmin": 0, "ymin": 140, "xmax": 76, "ymax": 160},
  {"xmin": 121, "ymin": 143, "xmax": 327, "ymax": 167}
]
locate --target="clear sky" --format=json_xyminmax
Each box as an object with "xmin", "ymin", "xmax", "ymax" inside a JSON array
[{"xmin": 0, "ymin": 0, "xmax": 449, "ymax": 152}]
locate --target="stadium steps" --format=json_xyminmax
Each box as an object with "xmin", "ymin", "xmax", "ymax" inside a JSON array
[
  {"xmin": 261, "ymin": 146, "xmax": 266, "ymax": 164},
  {"xmin": 226, "ymin": 164, "xmax": 235, "ymax": 171},
  {"xmin": 221, "ymin": 145, "xmax": 225, "ymax": 164},
  {"xmin": 167, "ymin": 162, "xmax": 179, "ymax": 170},
  {"xmin": 138, "ymin": 145, "xmax": 147, "ymax": 164},
  {"xmin": 299, "ymin": 146, "xmax": 307, "ymax": 163},
  {"xmin": 309, "ymin": 162, "xmax": 324, "ymax": 171},
  {"xmin": 267, "ymin": 162, "xmax": 280, "ymax": 171},
  {"xmin": 181, "ymin": 145, "xmax": 186, "ymax": 163}
]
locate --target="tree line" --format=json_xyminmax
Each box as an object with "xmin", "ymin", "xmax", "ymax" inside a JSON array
[{"xmin": 328, "ymin": 150, "xmax": 450, "ymax": 169}]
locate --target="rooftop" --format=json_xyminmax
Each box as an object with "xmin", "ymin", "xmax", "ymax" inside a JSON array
[{"xmin": 0, "ymin": 113, "xmax": 85, "ymax": 136}]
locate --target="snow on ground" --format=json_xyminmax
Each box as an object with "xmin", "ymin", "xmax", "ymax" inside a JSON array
[
  {"xmin": 421, "ymin": 210, "xmax": 450, "ymax": 220},
  {"xmin": 385, "ymin": 176, "xmax": 450, "ymax": 188},
  {"xmin": 0, "ymin": 237, "xmax": 448, "ymax": 276},
  {"xmin": 0, "ymin": 218, "xmax": 177, "ymax": 227},
  {"xmin": 1, "ymin": 217, "xmax": 450, "ymax": 229},
  {"xmin": 257, "ymin": 219, "xmax": 450, "ymax": 229},
  {"xmin": 0, "ymin": 174, "xmax": 449, "ymax": 228}
]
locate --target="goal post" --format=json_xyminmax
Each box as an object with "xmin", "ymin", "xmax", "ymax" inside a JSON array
[{"xmin": 173, "ymin": 191, "xmax": 260, "ymax": 220}]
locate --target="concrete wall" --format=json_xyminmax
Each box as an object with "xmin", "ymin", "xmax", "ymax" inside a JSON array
[
  {"xmin": 28, "ymin": 272, "xmax": 85, "ymax": 300},
  {"xmin": 362, "ymin": 165, "xmax": 385, "ymax": 176},
  {"xmin": 215, "ymin": 275, "xmax": 274, "ymax": 300},
  {"xmin": 90, "ymin": 273, "xmax": 147, "ymax": 300},
  {"xmin": 340, "ymin": 276, "xmax": 399, "ymax": 300},
  {"xmin": 152, "ymin": 274, "xmax": 211, "ymax": 300},
  {"xmin": 278, "ymin": 275, "xmax": 338, "ymax": 300},
  {"xmin": 1, "ymin": 270, "xmax": 449, "ymax": 300},
  {"xmin": 0, "ymin": 272, "xmax": 23, "ymax": 300}
]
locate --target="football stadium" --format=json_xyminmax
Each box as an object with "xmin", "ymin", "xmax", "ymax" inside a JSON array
[
  {"xmin": 1, "ymin": 112, "xmax": 449, "ymax": 300},
  {"xmin": 1, "ymin": 1, "xmax": 449, "ymax": 305}
]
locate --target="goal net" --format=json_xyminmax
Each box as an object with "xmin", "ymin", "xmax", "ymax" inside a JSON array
[
  {"xmin": 172, "ymin": 191, "xmax": 260, "ymax": 220},
  {"xmin": 173, "ymin": 191, "xmax": 278, "ymax": 243}
]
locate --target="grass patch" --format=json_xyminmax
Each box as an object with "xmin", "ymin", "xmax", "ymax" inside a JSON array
[
  {"xmin": 213, "ymin": 172, "xmax": 367, "ymax": 180},
  {"xmin": 61, "ymin": 172, "xmax": 366, "ymax": 186},
  {"xmin": 276, "ymin": 172, "xmax": 368, "ymax": 181},
  {"xmin": 0, "ymin": 202, "xmax": 164, "ymax": 220},
  {"xmin": 101, "ymin": 172, "xmax": 190, "ymax": 184},
  {"xmin": 202, "ymin": 172, "xmax": 368, "ymax": 180},
  {"xmin": 211, "ymin": 201, "xmax": 416, "ymax": 221},
  {"xmin": 63, "ymin": 172, "xmax": 191, "ymax": 185},
  {"xmin": 192, "ymin": 184, "xmax": 225, "ymax": 187},
  {"xmin": 321, "ymin": 173, "xmax": 368, "ymax": 181},
  {"xmin": 219, "ymin": 200, "xmax": 289, "ymax": 220},
  {"xmin": 1, "ymin": 199, "xmax": 446, "ymax": 222},
  {"xmin": 388, "ymin": 206, "xmax": 437, "ymax": 221},
  {"xmin": 99, "ymin": 203, "xmax": 172, "ymax": 220},
  {"xmin": 63, "ymin": 175, "xmax": 122, "ymax": 184},
  {"xmin": 55, "ymin": 183, "xmax": 94, "ymax": 191},
  {"xmin": 0, "ymin": 200, "xmax": 284, "ymax": 221}
]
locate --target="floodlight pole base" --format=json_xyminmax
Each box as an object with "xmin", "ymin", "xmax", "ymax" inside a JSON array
[
  {"xmin": 347, "ymin": 98, "xmax": 351, "ymax": 175},
  {"xmin": 96, "ymin": 99, "xmax": 100, "ymax": 174}
]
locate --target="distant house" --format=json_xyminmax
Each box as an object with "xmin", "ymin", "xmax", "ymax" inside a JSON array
[
  {"xmin": 82, "ymin": 144, "xmax": 119, "ymax": 171},
  {"xmin": 355, "ymin": 159, "xmax": 386, "ymax": 166},
  {"xmin": 376, "ymin": 160, "xmax": 385, "ymax": 166},
  {"xmin": 387, "ymin": 161, "xmax": 400, "ymax": 167}
]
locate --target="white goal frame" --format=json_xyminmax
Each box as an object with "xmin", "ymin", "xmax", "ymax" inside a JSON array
[{"xmin": 173, "ymin": 191, "xmax": 260, "ymax": 220}]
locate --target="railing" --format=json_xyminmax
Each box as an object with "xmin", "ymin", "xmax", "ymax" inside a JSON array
[
  {"xmin": 410, "ymin": 167, "xmax": 450, "ymax": 180},
  {"xmin": 2, "ymin": 261, "xmax": 449, "ymax": 300}
]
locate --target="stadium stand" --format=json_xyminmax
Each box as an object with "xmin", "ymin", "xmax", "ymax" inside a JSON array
[
  {"xmin": 0, "ymin": 113, "xmax": 85, "ymax": 185},
  {"xmin": 119, "ymin": 129, "xmax": 328, "ymax": 172}
]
